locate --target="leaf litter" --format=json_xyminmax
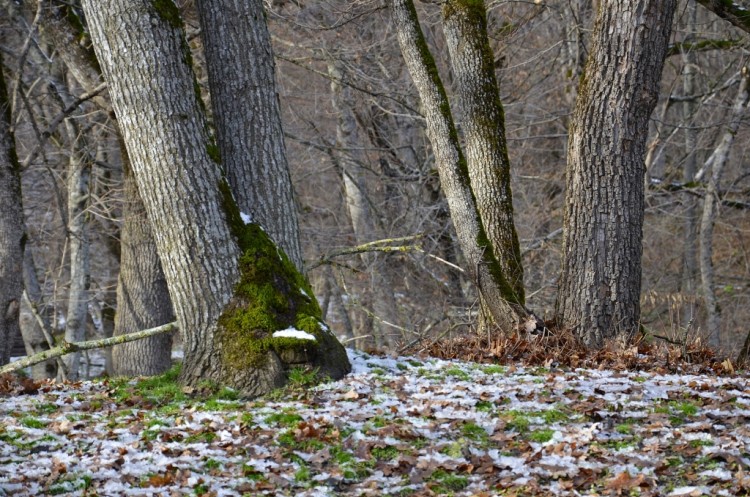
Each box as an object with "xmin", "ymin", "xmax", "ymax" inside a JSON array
[{"xmin": 1, "ymin": 347, "xmax": 749, "ymax": 496}]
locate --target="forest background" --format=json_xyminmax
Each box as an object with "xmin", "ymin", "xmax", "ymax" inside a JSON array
[{"xmin": 1, "ymin": 0, "xmax": 749, "ymax": 378}]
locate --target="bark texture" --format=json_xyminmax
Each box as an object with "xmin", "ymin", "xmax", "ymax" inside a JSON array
[
  {"xmin": 441, "ymin": 0, "xmax": 524, "ymax": 306},
  {"xmin": 20, "ymin": 250, "xmax": 57, "ymax": 378},
  {"xmin": 112, "ymin": 159, "xmax": 175, "ymax": 376},
  {"xmin": 195, "ymin": 0, "xmax": 302, "ymax": 270},
  {"xmin": 0, "ymin": 53, "xmax": 25, "ymax": 366},
  {"xmin": 557, "ymin": 0, "xmax": 677, "ymax": 347},
  {"xmin": 81, "ymin": 0, "xmax": 349, "ymax": 396},
  {"xmin": 388, "ymin": 0, "xmax": 528, "ymax": 331}
]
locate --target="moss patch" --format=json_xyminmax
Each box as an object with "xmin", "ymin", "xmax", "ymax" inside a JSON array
[
  {"xmin": 151, "ymin": 0, "xmax": 183, "ymax": 30},
  {"xmin": 216, "ymin": 180, "xmax": 328, "ymax": 371}
]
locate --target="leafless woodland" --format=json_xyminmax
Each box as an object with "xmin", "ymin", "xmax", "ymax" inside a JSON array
[{"xmin": 1, "ymin": 1, "xmax": 749, "ymax": 371}]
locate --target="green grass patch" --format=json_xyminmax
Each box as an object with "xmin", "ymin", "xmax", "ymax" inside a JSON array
[
  {"xmin": 479, "ymin": 364, "xmax": 506, "ymax": 375},
  {"xmin": 444, "ymin": 367, "xmax": 470, "ymax": 381},
  {"xmin": 461, "ymin": 422, "xmax": 489, "ymax": 444},
  {"xmin": 505, "ymin": 411, "xmax": 530, "ymax": 434},
  {"xmin": 265, "ymin": 410, "xmax": 303, "ymax": 427},
  {"xmin": 20, "ymin": 417, "xmax": 46, "ymax": 429},
  {"xmin": 428, "ymin": 469, "xmax": 469, "ymax": 493},
  {"xmin": 529, "ymin": 429, "xmax": 555, "ymax": 443},
  {"xmin": 372, "ymin": 445, "xmax": 400, "ymax": 461}
]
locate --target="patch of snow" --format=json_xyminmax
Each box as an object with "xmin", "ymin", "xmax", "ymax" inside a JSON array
[
  {"xmin": 240, "ymin": 211, "xmax": 252, "ymax": 224},
  {"xmin": 272, "ymin": 328, "xmax": 316, "ymax": 341}
]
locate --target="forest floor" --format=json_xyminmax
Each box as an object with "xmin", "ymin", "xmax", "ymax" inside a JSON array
[{"xmin": 1, "ymin": 342, "xmax": 749, "ymax": 496}]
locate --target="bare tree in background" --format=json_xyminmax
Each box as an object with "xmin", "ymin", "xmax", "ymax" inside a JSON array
[{"xmin": 0, "ymin": 52, "xmax": 25, "ymax": 367}]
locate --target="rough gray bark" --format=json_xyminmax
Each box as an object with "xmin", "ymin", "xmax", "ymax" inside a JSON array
[
  {"xmin": 195, "ymin": 0, "xmax": 302, "ymax": 270},
  {"xmin": 441, "ymin": 0, "xmax": 525, "ymax": 309},
  {"xmin": 0, "ymin": 52, "xmax": 25, "ymax": 367},
  {"xmin": 112, "ymin": 158, "xmax": 175, "ymax": 376},
  {"xmin": 388, "ymin": 0, "xmax": 528, "ymax": 331},
  {"xmin": 328, "ymin": 60, "xmax": 400, "ymax": 348},
  {"xmin": 557, "ymin": 0, "xmax": 677, "ymax": 347},
  {"xmin": 700, "ymin": 67, "xmax": 750, "ymax": 349},
  {"xmin": 81, "ymin": 0, "xmax": 349, "ymax": 396}
]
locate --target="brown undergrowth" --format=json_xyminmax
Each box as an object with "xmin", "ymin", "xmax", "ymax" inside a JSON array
[{"xmin": 404, "ymin": 326, "xmax": 738, "ymax": 375}]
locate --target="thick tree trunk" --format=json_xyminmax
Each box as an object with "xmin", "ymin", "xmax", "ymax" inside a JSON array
[
  {"xmin": 388, "ymin": 0, "xmax": 528, "ymax": 331},
  {"xmin": 441, "ymin": 0, "xmax": 525, "ymax": 327},
  {"xmin": 0, "ymin": 52, "xmax": 25, "ymax": 367},
  {"xmin": 557, "ymin": 0, "xmax": 677, "ymax": 347},
  {"xmin": 112, "ymin": 157, "xmax": 174, "ymax": 376},
  {"xmin": 195, "ymin": 0, "xmax": 303, "ymax": 270},
  {"xmin": 82, "ymin": 0, "xmax": 349, "ymax": 396}
]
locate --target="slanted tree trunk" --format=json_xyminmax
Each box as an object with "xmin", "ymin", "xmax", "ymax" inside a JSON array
[
  {"xmin": 557, "ymin": 0, "xmax": 677, "ymax": 347},
  {"xmin": 0, "ymin": 52, "xmax": 25, "ymax": 367},
  {"xmin": 694, "ymin": 0, "xmax": 750, "ymax": 34},
  {"xmin": 388, "ymin": 0, "xmax": 528, "ymax": 331},
  {"xmin": 441, "ymin": 0, "xmax": 525, "ymax": 330},
  {"xmin": 35, "ymin": 0, "xmax": 175, "ymax": 375},
  {"xmin": 112, "ymin": 155, "xmax": 175, "ymax": 376},
  {"xmin": 20, "ymin": 250, "xmax": 57, "ymax": 378},
  {"xmin": 195, "ymin": 0, "xmax": 302, "ymax": 270},
  {"xmin": 81, "ymin": 0, "xmax": 349, "ymax": 397},
  {"xmin": 700, "ymin": 67, "xmax": 750, "ymax": 350}
]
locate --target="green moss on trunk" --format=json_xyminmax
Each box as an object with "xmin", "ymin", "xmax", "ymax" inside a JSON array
[{"xmin": 216, "ymin": 180, "xmax": 346, "ymax": 377}]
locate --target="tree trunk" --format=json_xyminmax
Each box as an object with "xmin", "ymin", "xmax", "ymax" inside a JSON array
[
  {"xmin": 388, "ymin": 0, "xmax": 528, "ymax": 332},
  {"xmin": 20, "ymin": 250, "xmax": 57, "ymax": 378},
  {"xmin": 0, "ymin": 51, "xmax": 25, "ymax": 367},
  {"xmin": 700, "ymin": 67, "xmax": 750, "ymax": 349},
  {"xmin": 680, "ymin": 3, "xmax": 699, "ymax": 327},
  {"xmin": 694, "ymin": 0, "xmax": 750, "ymax": 34},
  {"xmin": 81, "ymin": 0, "xmax": 349, "ymax": 397},
  {"xmin": 557, "ymin": 0, "xmax": 677, "ymax": 347},
  {"xmin": 563, "ymin": 0, "xmax": 592, "ymax": 105},
  {"xmin": 61, "ymin": 122, "xmax": 91, "ymax": 380},
  {"xmin": 195, "ymin": 0, "xmax": 303, "ymax": 270},
  {"xmin": 112, "ymin": 153, "xmax": 175, "ymax": 376},
  {"xmin": 441, "ymin": 0, "xmax": 525, "ymax": 331}
]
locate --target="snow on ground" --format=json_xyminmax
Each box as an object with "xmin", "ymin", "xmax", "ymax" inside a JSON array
[{"xmin": 1, "ymin": 349, "xmax": 750, "ymax": 496}]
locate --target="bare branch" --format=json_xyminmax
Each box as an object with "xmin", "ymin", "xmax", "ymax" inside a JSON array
[{"xmin": 0, "ymin": 322, "xmax": 178, "ymax": 375}]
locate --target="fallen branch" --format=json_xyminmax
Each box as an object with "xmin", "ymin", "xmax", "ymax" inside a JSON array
[{"xmin": 0, "ymin": 322, "xmax": 178, "ymax": 375}]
